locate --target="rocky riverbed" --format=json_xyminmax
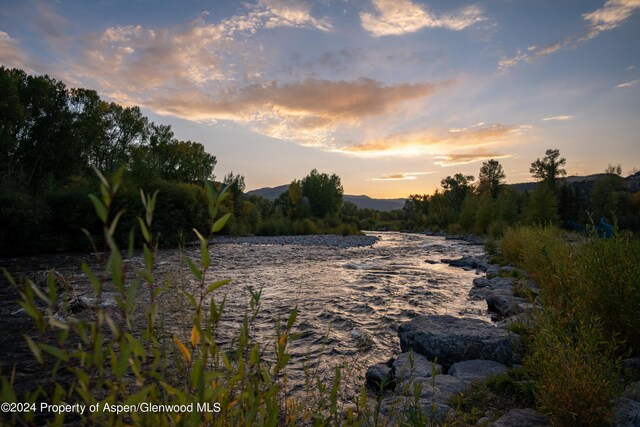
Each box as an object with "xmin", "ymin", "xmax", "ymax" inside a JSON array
[{"xmin": 366, "ymin": 247, "xmax": 640, "ymax": 426}]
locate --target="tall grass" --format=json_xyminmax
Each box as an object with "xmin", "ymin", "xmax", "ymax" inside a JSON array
[{"xmin": 500, "ymin": 225, "xmax": 639, "ymax": 425}]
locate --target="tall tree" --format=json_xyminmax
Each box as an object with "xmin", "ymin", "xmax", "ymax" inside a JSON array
[
  {"xmin": 478, "ymin": 159, "xmax": 506, "ymax": 198},
  {"xmin": 301, "ymin": 169, "xmax": 343, "ymax": 217},
  {"xmin": 530, "ymin": 148, "xmax": 566, "ymax": 189},
  {"xmin": 441, "ymin": 173, "xmax": 475, "ymax": 213}
]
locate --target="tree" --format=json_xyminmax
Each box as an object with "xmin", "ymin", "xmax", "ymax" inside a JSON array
[
  {"xmin": 441, "ymin": 173, "xmax": 475, "ymax": 213},
  {"xmin": 301, "ymin": 169, "xmax": 343, "ymax": 217},
  {"xmin": 530, "ymin": 148, "xmax": 566, "ymax": 189},
  {"xmin": 478, "ymin": 159, "xmax": 506, "ymax": 198}
]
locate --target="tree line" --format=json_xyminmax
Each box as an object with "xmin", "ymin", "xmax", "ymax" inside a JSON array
[
  {"xmin": 0, "ymin": 68, "xmax": 358, "ymax": 255},
  {"xmin": 399, "ymin": 149, "xmax": 640, "ymax": 236}
]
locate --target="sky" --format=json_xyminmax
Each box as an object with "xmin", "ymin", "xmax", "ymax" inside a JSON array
[{"xmin": 1, "ymin": 0, "xmax": 639, "ymax": 198}]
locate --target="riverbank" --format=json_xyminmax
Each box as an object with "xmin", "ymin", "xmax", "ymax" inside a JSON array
[{"xmin": 365, "ymin": 227, "xmax": 640, "ymax": 426}]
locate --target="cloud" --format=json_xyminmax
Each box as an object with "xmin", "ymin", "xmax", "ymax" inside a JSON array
[
  {"xmin": 259, "ymin": 0, "xmax": 332, "ymax": 31},
  {"xmin": 433, "ymin": 152, "xmax": 510, "ymax": 166},
  {"xmin": 582, "ymin": 0, "xmax": 640, "ymax": 35},
  {"xmin": 144, "ymin": 77, "xmax": 451, "ymax": 146},
  {"xmin": 360, "ymin": 0, "xmax": 484, "ymax": 37},
  {"xmin": 336, "ymin": 123, "xmax": 529, "ymax": 159},
  {"xmin": 543, "ymin": 115, "xmax": 574, "ymax": 121},
  {"xmin": 0, "ymin": 31, "xmax": 31, "ymax": 70},
  {"xmin": 499, "ymin": 0, "xmax": 640, "ymax": 70},
  {"xmin": 616, "ymin": 79, "xmax": 640, "ymax": 88},
  {"xmin": 371, "ymin": 172, "xmax": 433, "ymax": 181}
]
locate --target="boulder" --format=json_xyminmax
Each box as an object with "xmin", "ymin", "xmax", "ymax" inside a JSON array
[
  {"xmin": 398, "ymin": 315, "xmax": 521, "ymax": 368},
  {"xmin": 448, "ymin": 360, "xmax": 509, "ymax": 383},
  {"xmin": 486, "ymin": 290, "xmax": 531, "ymax": 319},
  {"xmin": 490, "ymin": 408, "xmax": 548, "ymax": 426},
  {"xmin": 366, "ymin": 363, "xmax": 393, "ymax": 390},
  {"xmin": 611, "ymin": 397, "xmax": 640, "ymax": 427},
  {"xmin": 392, "ymin": 351, "xmax": 442, "ymax": 383},
  {"xmin": 378, "ymin": 396, "xmax": 454, "ymax": 425},
  {"xmin": 396, "ymin": 374, "xmax": 468, "ymax": 404}
]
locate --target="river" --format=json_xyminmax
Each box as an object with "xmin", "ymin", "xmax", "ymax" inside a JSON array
[{"xmin": 1, "ymin": 231, "xmax": 489, "ymax": 398}]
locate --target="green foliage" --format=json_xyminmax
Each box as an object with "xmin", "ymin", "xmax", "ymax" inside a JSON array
[
  {"xmin": 499, "ymin": 225, "xmax": 639, "ymax": 425},
  {"xmin": 529, "ymin": 148, "xmax": 566, "ymax": 189},
  {"xmin": 300, "ymin": 169, "xmax": 344, "ymax": 218}
]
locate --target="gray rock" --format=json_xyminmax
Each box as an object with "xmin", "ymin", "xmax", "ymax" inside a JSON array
[
  {"xmin": 473, "ymin": 277, "xmax": 492, "ymax": 288},
  {"xmin": 486, "ymin": 266, "xmax": 501, "ymax": 279},
  {"xmin": 448, "ymin": 360, "xmax": 509, "ymax": 383},
  {"xmin": 486, "ymin": 290, "xmax": 531, "ymax": 319},
  {"xmin": 397, "ymin": 374, "xmax": 468, "ymax": 404},
  {"xmin": 612, "ymin": 397, "xmax": 640, "ymax": 427},
  {"xmin": 441, "ymin": 256, "xmax": 477, "ymax": 269},
  {"xmin": 490, "ymin": 408, "xmax": 548, "ymax": 426},
  {"xmin": 623, "ymin": 382, "xmax": 640, "ymax": 402},
  {"xmin": 366, "ymin": 363, "xmax": 393, "ymax": 390},
  {"xmin": 476, "ymin": 416, "xmax": 491, "ymax": 426},
  {"xmin": 398, "ymin": 315, "xmax": 521, "ymax": 368},
  {"xmin": 378, "ymin": 396, "xmax": 454, "ymax": 425},
  {"xmin": 392, "ymin": 351, "xmax": 442, "ymax": 383}
]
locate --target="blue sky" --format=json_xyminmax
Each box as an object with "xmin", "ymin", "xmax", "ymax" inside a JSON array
[{"xmin": 1, "ymin": 0, "xmax": 639, "ymax": 197}]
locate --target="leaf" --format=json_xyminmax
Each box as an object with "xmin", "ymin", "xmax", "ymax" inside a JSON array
[
  {"xmin": 185, "ymin": 258, "xmax": 203, "ymax": 281},
  {"xmin": 88, "ymin": 194, "xmax": 108, "ymax": 223},
  {"xmin": 173, "ymin": 336, "xmax": 191, "ymax": 365},
  {"xmin": 24, "ymin": 335, "xmax": 43, "ymax": 364},
  {"xmin": 191, "ymin": 325, "xmax": 200, "ymax": 347},
  {"xmin": 287, "ymin": 308, "xmax": 298, "ymax": 329},
  {"xmin": 138, "ymin": 217, "xmax": 151, "ymax": 243},
  {"xmin": 211, "ymin": 213, "xmax": 231, "ymax": 234},
  {"xmin": 108, "ymin": 210, "xmax": 125, "ymax": 237},
  {"xmin": 207, "ymin": 279, "xmax": 231, "ymax": 294},
  {"xmin": 40, "ymin": 343, "xmax": 68, "ymax": 362}
]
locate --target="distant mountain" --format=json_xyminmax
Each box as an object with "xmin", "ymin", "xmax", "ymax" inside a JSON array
[
  {"xmin": 245, "ymin": 185, "xmax": 405, "ymax": 211},
  {"xmin": 509, "ymin": 173, "xmax": 640, "ymax": 192}
]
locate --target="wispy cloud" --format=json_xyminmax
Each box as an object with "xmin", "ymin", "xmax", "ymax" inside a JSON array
[
  {"xmin": 499, "ymin": 0, "xmax": 640, "ymax": 70},
  {"xmin": 543, "ymin": 115, "xmax": 574, "ymax": 121},
  {"xmin": 360, "ymin": 0, "xmax": 484, "ymax": 37},
  {"xmin": 616, "ymin": 79, "xmax": 640, "ymax": 88},
  {"xmin": 259, "ymin": 0, "xmax": 332, "ymax": 31},
  {"xmin": 433, "ymin": 152, "xmax": 510, "ymax": 167},
  {"xmin": 336, "ymin": 123, "xmax": 529, "ymax": 159},
  {"xmin": 0, "ymin": 31, "xmax": 32, "ymax": 70},
  {"xmin": 371, "ymin": 172, "xmax": 433, "ymax": 181}
]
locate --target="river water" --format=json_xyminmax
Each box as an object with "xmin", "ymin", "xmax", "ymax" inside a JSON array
[{"xmin": 1, "ymin": 231, "xmax": 488, "ymax": 398}]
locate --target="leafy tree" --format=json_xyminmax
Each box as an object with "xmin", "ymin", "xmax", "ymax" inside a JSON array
[
  {"xmin": 301, "ymin": 169, "xmax": 343, "ymax": 217},
  {"xmin": 441, "ymin": 173, "xmax": 475, "ymax": 213},
  {"xmin": 478, "ymin": 159, "xmax": 506, "ymax": 198},
  {"xmin": 530, "ymin": 148, "xmax": 566, "ymax": 189}
]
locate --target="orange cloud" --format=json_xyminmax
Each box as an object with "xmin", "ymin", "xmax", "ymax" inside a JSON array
[
  {"xmin": 371, "ymin": 172, "xmax": 433, "ymax": 181},
  {"xmin": 339, "ymin": 123, "xmax": 528, "ymax": 158},
  {"xmin": 360, "ymin": 0, "xmax": 484, "ymax": 37}
]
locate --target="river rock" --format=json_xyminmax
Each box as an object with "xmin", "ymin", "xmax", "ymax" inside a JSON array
[
  {"xmin": 490, "ymin": 408, "xmax": 548, "ymax": 426},
  {"xmin": 392, "ymin": 351, "xmax": 442, "ymax": 383},
  {"xmin": 366, "ymin": 363, "xmax": 393, "ymax": 390},
  {"xmin": 378, "ymin": 396, "xmax": 454, "ymax": 425},
  {"xmin": 448, "ymin": 360, "xmax": 509, "ymax": 383},
  {"xmin": 441, "ymin": 256, "xmax": 477, "ymax": 270},
  {"xmin": 398, "ymin": 315, "xmax": 521, "ymax": 368},
  {"xmin": 396, "ymin": 374, "xmax": 467, "ymax": 404},
  {"xmin": 611, "ymin": 397, "xmax": 640, "ymax": 426},
  {"xmin": 486, "ymin": 290, "xmax": 531, "ymax": 319}
]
